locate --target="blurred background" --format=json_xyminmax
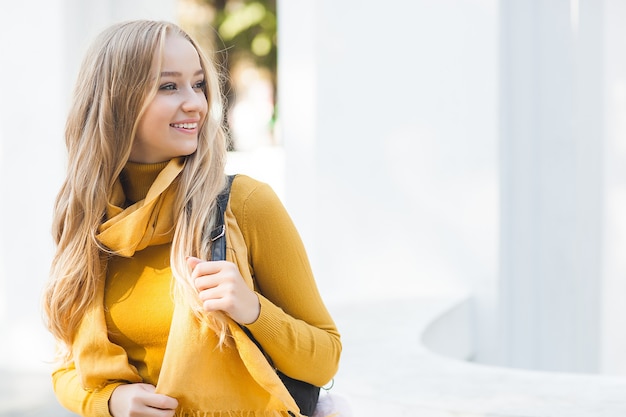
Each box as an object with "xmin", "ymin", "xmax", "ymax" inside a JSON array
[{"xmin": 2, "ymin": 0, "xmax": 626, "ymax": 415}]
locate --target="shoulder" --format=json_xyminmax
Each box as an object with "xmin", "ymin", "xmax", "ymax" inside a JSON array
[
  {"xmin": 230, "ymin": 174, "xmax": 270, "ymax": 196},
  {"xmin": 226, "ymin": 174, "xmax": 299, "ymax": 249},
  {"xmin": 228, "ymin": 174, "xmax": 283, "ymax": 215}
]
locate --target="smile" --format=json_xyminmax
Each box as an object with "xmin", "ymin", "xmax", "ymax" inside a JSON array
[{"xmin": 170, "ymin": 122, "xmax": 198, "ymax": 129}]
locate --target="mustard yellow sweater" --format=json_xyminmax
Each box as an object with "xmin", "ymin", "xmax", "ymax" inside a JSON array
[{"xmin": 52, "ymin": 162, "xmax": 341, "ymax": 416}]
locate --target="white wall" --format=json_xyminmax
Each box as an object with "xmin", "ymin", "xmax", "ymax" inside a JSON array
[
  {"xmin": 498, "ymin": 0, "xmax": 604, "ymax": 373},
  {"xmin": 498, "ymin": 0, "xmax": 626, "ymax": 375},
  {"xmin": 602, "ymin": 0, "xmax": 626, "ymax": 375},
  {"xmin": 278, "ymin": 0, "xmax": 499, "ymax": 359}
]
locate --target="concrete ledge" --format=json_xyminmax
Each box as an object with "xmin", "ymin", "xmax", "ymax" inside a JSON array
[{"xmin": 330, "ymin": 295, "xmax": 626, "ymax": 417}]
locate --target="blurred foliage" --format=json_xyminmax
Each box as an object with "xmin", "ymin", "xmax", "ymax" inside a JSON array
[{"xmin": 202, "ymin": 0, "xmax": 277, "ymax": 85}]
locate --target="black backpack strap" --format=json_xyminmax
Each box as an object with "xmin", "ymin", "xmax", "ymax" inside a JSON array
[
  {"xmin": 210, "ymin": 175, "xmax": 236, "ymax": 262},
  {"xmin": 208, "ymin": 173, "xmax": 320, "ymax": 416}
]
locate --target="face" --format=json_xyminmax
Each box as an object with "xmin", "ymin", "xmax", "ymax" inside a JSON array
[{"xmin": 129, "ymin": 34, "xmax": 208, "ymax": 163}]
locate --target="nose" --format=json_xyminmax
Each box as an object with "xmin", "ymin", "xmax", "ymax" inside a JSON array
[{"xmin": 181, "ymin": 87, "xmax": 205, "ymax": 113}]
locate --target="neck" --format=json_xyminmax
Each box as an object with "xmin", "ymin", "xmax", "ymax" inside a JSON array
[{"xmin": 120, "ymin": 160, "xmax": 170, "ymax": 204}]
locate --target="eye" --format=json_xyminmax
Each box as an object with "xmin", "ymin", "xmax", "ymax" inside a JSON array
[
  {"xmin": 194, "ymin": 80, "xmax": 206, "ymax": 90},
  {"xmin": 159, "ymin": 83, "xmax": 177, "ymax": 91}
]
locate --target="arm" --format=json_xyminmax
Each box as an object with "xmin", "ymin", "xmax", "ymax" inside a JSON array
[
  {"xmin": 230, "ymin": 176, "xmax": 342, "ymax": 387},
  {"xmin": 52, "ymin": 361, "xmax": 122, "ymax": 417},
  {"xmin": 53, "ymin": 362, "xmax": 178, "ymax": 417}
]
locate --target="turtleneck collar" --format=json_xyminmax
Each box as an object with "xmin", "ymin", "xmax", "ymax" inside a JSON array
[{"xmin": 120, "ymin": 160, "xmax": 170, "ymax": 205}]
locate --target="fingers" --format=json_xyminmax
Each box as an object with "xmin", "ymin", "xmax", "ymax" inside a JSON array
[
  {"xmin": 186, "ymin": 256, "xmax": 203, "ymax": 270},
  {"xmin": 147, "ymin": 395, "xmax": 179, "ymax": 413},
  {"xmin": 109, "ymin": 383, "xmax": 178, "ymax": 417},
  {"xmin": 187, "ymin": 256, "xmax": 225, "ymax": 281},
  {"xmin": 140, "ymin": 384, "xmax": 156, "ymax": 393},
  {"xmin": 140, "ymin": 384, "xmax": 178, "ymax": 411},
  {"xmin": 189, "ymin": 259, "xmax": 237, "ymax": 290},
  {"xmin": 188, "ymin": 257, "xmax": 237, "ymax": 287},
  {"xmin": 186, "ymin": 257, "xmax": 260, "ymax": 325},
  {"xmin": 194, "ymin": 264, "xmax": 239, "ymax": 309},
  {"xmin": 187, "ymin": 258, "xmax": 235, "ymax": 312}
]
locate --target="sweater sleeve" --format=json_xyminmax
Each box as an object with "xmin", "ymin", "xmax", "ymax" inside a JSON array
[
  {"xmin": 52, "ymin": 361, "xmax": 124, "ymax": 417},
  {"xmin": 229, "ymin": 176, "xmax": 341, "ymax": 387}
]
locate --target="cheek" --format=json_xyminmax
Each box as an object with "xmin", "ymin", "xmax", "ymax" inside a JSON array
[
  {"xmin": 134, "ymin": 118, "xmax": 150, "ymax": 144},
  {"xmin": 137, "ymin": 108, "xmax": 160, "ymax": 133},
  {"xmin": 134, "ymin": 104, "xmax": 166, "ymax": 144},
  {"xmin": 199, "ymin": 109, "xmax": 209, "ymax": 126},
  {"xmin": 143, "ymin": 97, "xmax": 174, "ymax": 123}
]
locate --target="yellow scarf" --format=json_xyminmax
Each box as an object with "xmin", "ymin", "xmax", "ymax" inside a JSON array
[{"xmin": 73, "ymin": 158, "xmax": 301, "ymax": 416}]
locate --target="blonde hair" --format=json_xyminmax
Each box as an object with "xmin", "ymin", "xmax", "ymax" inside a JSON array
[{"xmin": 43, "ymin": 20, "xmax": 229, "ymax": 356}]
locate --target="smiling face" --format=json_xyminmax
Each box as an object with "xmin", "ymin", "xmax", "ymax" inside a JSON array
[{"xmin": 129, "ymin": 34, "xmax": 208, "ymax": 163}]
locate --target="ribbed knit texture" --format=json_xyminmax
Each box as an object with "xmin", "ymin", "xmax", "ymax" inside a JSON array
[{"xmin": 120, "ymin": 160, "xmax": 169, "ymax": 204}]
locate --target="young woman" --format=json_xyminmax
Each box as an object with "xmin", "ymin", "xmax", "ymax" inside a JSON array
[{"xmin": 42, "ymin": 20, "xmax": 341, "ymax": 417}]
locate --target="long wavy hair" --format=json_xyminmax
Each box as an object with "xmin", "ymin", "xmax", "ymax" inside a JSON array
[{"xmin": 43, "ymin": 20, "xmax": 229, "ymax": 357}]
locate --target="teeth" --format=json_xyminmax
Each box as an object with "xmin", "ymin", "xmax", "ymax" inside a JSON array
[{"xmin": 171, "ymin": 122, "xmax": 198, "ymax": 129}]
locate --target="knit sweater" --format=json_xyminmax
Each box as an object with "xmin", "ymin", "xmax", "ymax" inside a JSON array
[{"xmin": 52, "ymin": 161, "xmax": 341, "ymax": 416}]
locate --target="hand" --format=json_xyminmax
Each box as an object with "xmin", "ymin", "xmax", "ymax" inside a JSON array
[
  {"xmin": 187, "ymin": 256, "xmax": 261, "ymax": 325},
  {"xmin": 109, "ymin": 383, "xmax": 178, "ymax": 417}
]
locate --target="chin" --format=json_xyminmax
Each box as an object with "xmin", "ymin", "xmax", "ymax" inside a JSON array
[{"xmin": 179, "ymin": 147, "xmax": 199, "ymax": 158}]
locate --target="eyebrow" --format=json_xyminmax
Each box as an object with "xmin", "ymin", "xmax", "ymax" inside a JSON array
[{"xmin": 160, "ymin": 69, "xmax": 205, "ymax": 77}]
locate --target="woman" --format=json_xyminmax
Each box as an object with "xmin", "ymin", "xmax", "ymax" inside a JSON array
[{"xmin": 43, "ymin": 20, "xmax": 341, "ymax": 417}]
